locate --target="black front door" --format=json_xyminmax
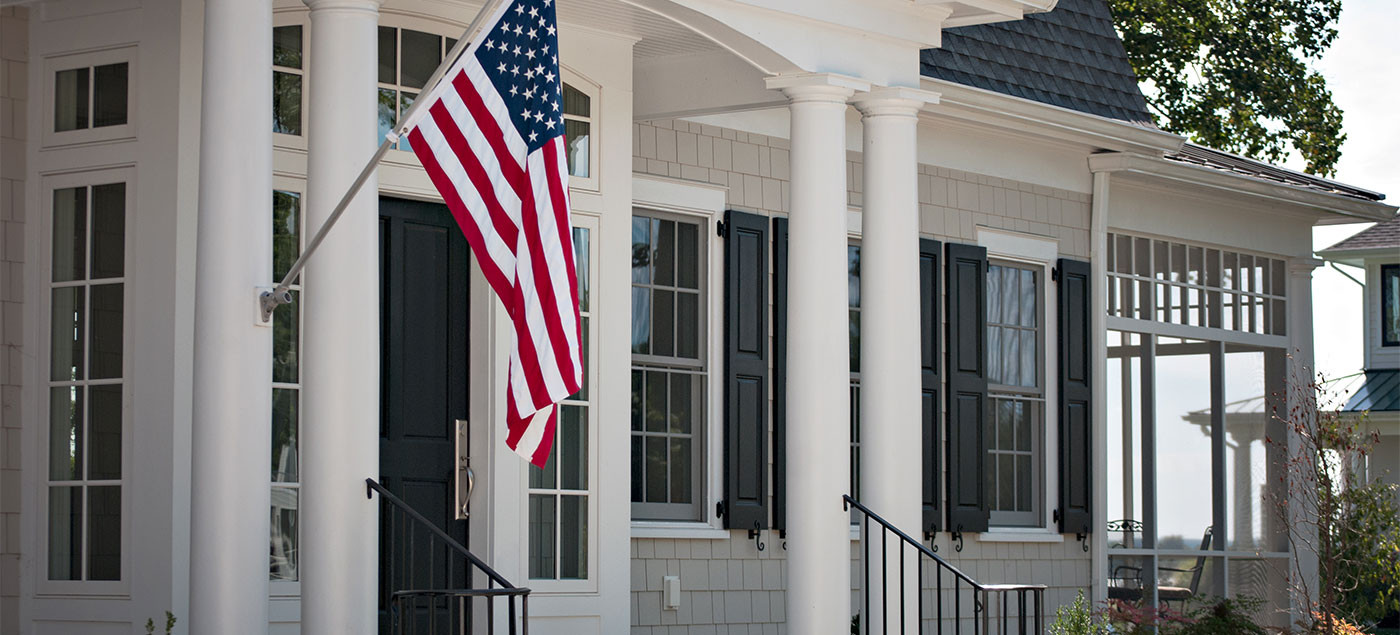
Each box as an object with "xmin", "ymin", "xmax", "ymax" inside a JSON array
[{"xmin": 378, "ymin": 196, "xmax": 471, "ymax": 632}]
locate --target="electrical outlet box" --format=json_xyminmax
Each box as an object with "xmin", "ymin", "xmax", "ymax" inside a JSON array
[{"xmin": 662, "ymin": 575, "xmax": 681, "ymax": 610}]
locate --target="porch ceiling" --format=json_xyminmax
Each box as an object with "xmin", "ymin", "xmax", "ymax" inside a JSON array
[{"xmin": 558, "ymin": 0, "xmax": 722, "ymax": 59}]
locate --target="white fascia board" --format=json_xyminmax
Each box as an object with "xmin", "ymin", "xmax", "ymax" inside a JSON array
[
  {"xmin": 936, "ymin": 0, "xmax": 1059, "ymax": 27},
  {"xmin": 1315, "ymin": 246, "xmax": 1399, "ymax": 268},
  {"xmin": 919, "ymin": 78, "xmax": 1184, "ymax": 156},
  {"xmin": 1088, "ymin": 152, "xmax": 1398, "ymax": 224}
]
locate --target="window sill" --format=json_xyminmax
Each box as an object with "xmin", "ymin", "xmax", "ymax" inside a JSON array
[
  {"xmin": 976, "ymin": 530, "xmax": 1065, "ymax": 544},
  {"xmin": 631, "ymin": 521, "xmax": 730, "ymax": 540}
]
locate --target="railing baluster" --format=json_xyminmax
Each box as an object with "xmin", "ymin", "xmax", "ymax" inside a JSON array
[
  {"xmin": 899, "ymin": 540, "xmax": 906, "ymax": 635},
  {"xmin": 882, "ymin": 525, "xmax": 888, "ymax": 633}
]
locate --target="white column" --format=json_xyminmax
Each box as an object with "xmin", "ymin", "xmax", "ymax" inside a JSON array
[
  {"xmin": 189, "ymin": 0, "xmax": 273, "ymax": 632},
  {"xmin": 766, "ymin": 72, "xmax": 867, "ymax": 635},
  {"xmin": 1287, "ymin": 258, "xmax": 1322, "ymax": 623},
  {"xmin": 1089, "ymin": 170, "xmax": 1112, "ymax": 604},
  {"xmin": 851, "ymin": 86, "xmax": 937, "ymax": 633},
  {"xmin": 301, "ymin": 1, "xmax": 383, "ymax": 633}
]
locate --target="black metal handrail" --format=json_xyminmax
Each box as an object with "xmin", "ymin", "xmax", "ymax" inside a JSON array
[
  {"xmin": 844, "ymin": 495, "xmax": 1046, "ymax": 634},
  {"xmin": 368, "ymin": 478, "xmax": 530, "ymax": 634}
]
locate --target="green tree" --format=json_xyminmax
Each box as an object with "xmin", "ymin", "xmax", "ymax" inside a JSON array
[{"xmin": 1109, "ymin": 0, "xmax": 1345, "ymax": 176}]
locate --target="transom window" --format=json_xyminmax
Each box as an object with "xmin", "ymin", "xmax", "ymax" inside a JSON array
[
  {"xmin": 272, "ymin": 26, "xmax": 303, "ymax": 136},
  {"xmin": 986, "ymin": 262, "xmax": 1043, "ymax": 527},
  {"xmin": 377, "ymin": 26, "xmax": 458, "ymax": 151},
  {"xmin": 1107, "ymin": 233, "xmax": 1287, "ymax": 337},
  {"xmin": 562, "ymin": 84, "xmax": 590, "ymax": 178},
  {"xmin": 529, "ymin": 225, "xmax": 593, "ymax": 582},
  {"xmin": 270, "ymin": 190, "xmax": 302, "ymax": 582},
  {"xmin": 48, "ymin": 182, "xmax": 126, "ymax": 582},
  {"xmin": 631, "ymin": 212, "xmax": 705, "ymax": 521},
  {"xmin": 54, "ymin": 62, "xmax": 127, "ymax": 132}
]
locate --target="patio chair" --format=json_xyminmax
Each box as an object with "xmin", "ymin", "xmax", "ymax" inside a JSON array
[{"xmin": 1107, "ymin": 526, "xmax": 1213, "ymax": 609}]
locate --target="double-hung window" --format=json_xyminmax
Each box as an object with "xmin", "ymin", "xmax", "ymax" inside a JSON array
[
  {"xmin": 1382, "ymin": 264, "xmax": 1399, "ymax": 347},
  {"xmin": 630, "ymin": 212, "xmax": 706, "ymax": 521},
  {"xmin": 270, "ymin": 189, "xmax": 303, "ymax": 582},
  {"xmin": 985, "ymin": 262, "xmax": 1044, "ymax": 527}
]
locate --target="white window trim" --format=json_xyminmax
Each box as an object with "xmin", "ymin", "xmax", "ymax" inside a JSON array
[
  {"xmin": 527, "ymin": 212, "xmax": 601, "ymax": 594},
  {"xmin": 628, "ymin": 175, "xmax": 727, "ymax": 536},
  {"xmin": 36, "ymin": 167, "xmax": 136, "ymax": 598},
  {"xmin": 976, "ymin": 226, "xmax": 1059, "ymax": 533},
  {"xmin": 41, "ymin": 45, "xmax": 138, "ymax": 149}
]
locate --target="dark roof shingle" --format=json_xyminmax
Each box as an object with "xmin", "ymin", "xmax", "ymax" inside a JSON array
[
  {"xmin": 923, "ymin": 0, "xmax": 1154, "ymax": 125},
  {"xmin": 1322, "ymin": 214, "xmax": 1400, "ymax": 252}
]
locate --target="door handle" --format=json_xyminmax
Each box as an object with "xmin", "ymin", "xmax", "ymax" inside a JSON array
[{"xmin": 456, "ymin": 419, "xmax": 472, "ymax": 519}]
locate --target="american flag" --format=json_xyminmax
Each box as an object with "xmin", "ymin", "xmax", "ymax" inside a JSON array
[{"xmin": 402, "ymin": 0, "xmax": 581, "ymax": 467}]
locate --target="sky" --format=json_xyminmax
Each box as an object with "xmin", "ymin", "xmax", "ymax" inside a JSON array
[{"xmin": 1295, "ymin": 0, "xmax": 1399, "ymax": 383}]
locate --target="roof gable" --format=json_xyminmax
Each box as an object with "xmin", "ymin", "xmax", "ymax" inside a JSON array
[
  {"xmin": 921, "ymin": 0, "xmax": 1154, "ymax": 126},
  {"xmin": 1323, "ymin": 213, "xmax": 1400, "ymax": 252}
]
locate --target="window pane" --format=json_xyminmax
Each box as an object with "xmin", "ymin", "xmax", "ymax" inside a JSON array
[
  {"xmin": 644, "ymin": 436, "xmax": 667, "ymax": 503},
  {"xmin": 48, "ymin": 486, "xmax": 83, "ymax": 580},
  {"xmin": 669, "ymin": 438, "xmax": 691, "ymax": 504},
  {"xmin": 273, "ymin": 25, "xmax": 303, "ymax": 69},
  {"xmin": 1019, "ymin": 329, "xmax": 1036, "ymax": 387},
  {"xmin": 49, "ymin": 387, "xmax": 82, "ymax": 481},
  {"xmin": 1225, "ymin": 350, "xmax": 1287, "ymax": 552},
  {"xmin": 90, "ymin": 183, "xmax": 125, "ymax": 279},
  {"xmin": 270, "ymin": 487, "xmax": 299, "ymax": 580},
  {"xmin": 574, "ymin": 316, "xmax": 589, "ymax": 400},
  {"xmin": 399, "ymin": 30, "xmax": 441, "ymax": 89},
  {"xmin": 87, "ymin": 385, "xmax": 122, "ymax": 480},
  {"xmin": 572, "ymin": 227, "xmax": 590, "ymax": 311},
  {"xmin": 654, "ymin": 220, "xmax": 675, "ymax": 286},
  {"xmin": 652, "ymin": 289, "xmax": 674, "ymax": 357},
  {"xmin": 987, "ymin": 327, "xmax": 1002, "ymax": 385},
  {"xmin": 630, "ymin": 370, "xmax": 643, "ymax": 431},
  {"xmin": 997, "ymin": 454, "xmax": 1013, "ymax": 511},
  {"xmin": 669, "ymin": 373, "xmax": 691, "ymax": 434},
  {"xmin": 53, "ymin": 187, "xmax": 87, "ymax": 282},
  {"xmin": 397, "ymin": 92, "xmax": 417, "ymax": 151},
  {"xmin": 1385, "ymin": 266, "xmax": 1400, "ymax": 346},
  {"xmin": 89, "ymin": 284, "xmax": 124, "ymax": 380},
  {"xmin": 1106, "ymin": 331, "xmax": 1145, "ymax": 545},
  {"xmin": 1001, "ymin": 266, "xmax": 1019, "ymax": 326},
  {"xmin": 632, "ymin": 218, "xmax": 651, "ymax": 283},
  {"xmin": 996, "ymin": 399, "xmax": 1013, "ymax": 450},
  {"xmin": 564, "ymin": 119, "xmax": 589, "ymax": 178},
  {"xmin": 987, "ymin": 265, "xmax": 1002, "ymax": 324},
  {"xmin": 559, "ymin": 496, "xmax": 587, "ymax": 579},
  {"xmin": 677, "ymin": 222, "xmax": 698, "ymax": 290},
  {"xmin": 630, "ymin": 437, "xmax": 644, "ymax": 502},
  {"xmin": 51, "ymin": 287, "xmax": 85, "ymax": 381},
  {"xmin": 92, "ymin": 63, "xmax": 128, "ymax": 128},
  {"xmin": 272, "ymin": 71, "xmax": 302, "ymax": 135},
  {"xmin": 528, "ymin": 494, "xmax": 556, "ymax": 579},
  {"xmin": 560, "ymin": 405, "xmax": 587, "ymax": 490},
  {"xmin": 377, "ymin": 88, "xmax": 397, "ymax": 147},
  {"xmin": 847, "ymin": 245, "xmax": 860, "ymax": 308},
  {"xmin": 848, "ymin": 309, "xmax": 860, "ymax": 374},
  {"xmin": 271, "ymin": 388, "xmax": 299, "ymax": 482},
  {"xmin": 1155, "ymin": 341, "xmax": 1213, "ymax": 548},
  {"xmin": 1015, "ymin": 401, "xmax": 1031, "ymax": 452},
  {"xmin": 1020, "ymin": 269, "xmax": 1036, "ymax": 327},
  {"xmin": 563, "ymin": 84, "xmax": 589, "ymax": 117},
  {"xmin": 87, "ymin": 486, "xmax": 121, "ymax": 580},
  {"xmin": 273, "ymin": 191, "xmax": 301, "ymax": 282},
  {"xmin": 645, "ymin": 371, "xmax": 666, "ymax": 433},
  {"xmin": 1003, "ymin": 326, "xmax": 1019, "ymax": 387},
  {"xmin": 55, "ymin": 68, "xmax": 89, "ymax": 132},
  {"xmin": 631, "ymin": 288, "xmax": 650, "ymax": 354},
  {"xmin": 677, "ymin": 293, "xmax": 699, "ymax": 360},
  {"xmin": 377, "ymin": 26, "xmax": 397, "ymax": 84},
  {"xmin": 529, "ymin": 441, "xmax": 555, "ymax": 490},
  {"xmin": 272, "ymin": 290, "xmax": 299, "ymax": 383},
  {"xmin": 1016, "ymin": 454, "xmax": 1032, "ymax": 512}
]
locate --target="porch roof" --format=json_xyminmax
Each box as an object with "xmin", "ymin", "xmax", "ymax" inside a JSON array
[{"xmin": 1342, "ymin": 370, "xmax": 1400, "ymax": 413}]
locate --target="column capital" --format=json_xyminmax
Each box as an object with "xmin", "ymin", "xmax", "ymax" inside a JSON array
[
  {"xmin": 1290, "ymin": 257, "xmax": 1325, "ymax": 276},
  {"xmin": 303, "ymin": 0, "xmax": 383, "ymax": 13},
  {"xmin": 851, "ymin": 86, "xmax": 939, "ymax": 117},
  {"xmin": 766, "ymin": 72, "xmax": 869, "ymax": 103}
]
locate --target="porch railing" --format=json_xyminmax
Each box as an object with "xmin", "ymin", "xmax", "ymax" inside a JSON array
[
  {"xmin": 367, "ymin": 478, "xmax": 530, "ymax": 634},
  {"xmin": 844, "ymin": 495, "xmax": 1046, "ymax": 634}
]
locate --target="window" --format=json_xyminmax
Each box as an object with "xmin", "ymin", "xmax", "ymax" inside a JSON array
[
  {"xmin": 273, "ymin": 25, "xmax": 304, "ymax": 136},
  {"xmin": 1382, "ymin": 264, "xmax": 1399, "ymax": 347},
  {"xmin": 562, "ymin": 84, "xmax": 590, "ymax": 178},
  {"xmin": 985, "ymin": 262, "xmax": 1043, "ymax": 527},
  {"xmin": 631, "ymin": 212, "xmax": 705, "ymax": 521},
  {"xmin": 270, "ymin": 190, "xmax": 302, "ymax": 582},
  {"xmin": 847, "ymin": 244, "xmax": 861, "ymax": 513},
  {"xmin": 47, "ymin": 182, "xmax": 126, "ymax": 582},
  {"xmin": 54, "ymin": 63, "xmax": 127, "ymax": 132},
  {"xmin": 377, "ymin": 27, "xmax": 457, "ymax": 151},
  {"xmin": 1107, "ymin": 233, "xmax": 1287, "ymax": 337},
  {"xmin": 529, "ymin": 225, "xmax": 593, "ymax": 582}
]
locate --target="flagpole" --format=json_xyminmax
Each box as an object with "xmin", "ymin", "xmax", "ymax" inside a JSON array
[{"xmin": 259, "ymin": 0, "xmax": 513, "ymax": 322}]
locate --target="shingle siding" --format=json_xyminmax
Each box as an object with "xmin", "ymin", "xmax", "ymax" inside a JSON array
[{"xmin": 0, "ymin": 7, "xmax": 25, "ymax": 632}]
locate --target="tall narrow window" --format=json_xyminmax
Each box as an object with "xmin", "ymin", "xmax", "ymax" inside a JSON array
[
  {"xmin": 562, "ymin": 83, "xmax": 590, "ymax": 178},
  {"xmin": 848, "ymin": 243, "xmax": 861, "ymax": 513},
  {"xmin": 48, "ymin": 183, "xmax": 126, "ymax": 581},
  {"xmin": 1382, "ymin": 264, "xmax": 1399, "ymax": 347},
  {"xmin": 270, "ymin": 190, "xmax": 302, "ymax": 581},
  {"xmin": 631, "ymin": 212, "xmax": 705, "ymax": 521},
  {"xmin": 529, "ymin": 226, "xmax": 593, "ymax": 581},
  {"xmin": 985, "ymin": 262, "xmax": 1043, "ymax": 527},
  {"xmin": 54, "ymin": 63, "xmax": 127, "ymax": 132},
  {"xmin": 272, "ymin": 25, "xmax": 304, "ymax": 136},
  {"xmin": 377, "ymin": 27, "xmax": 457, "ymax": 151}
]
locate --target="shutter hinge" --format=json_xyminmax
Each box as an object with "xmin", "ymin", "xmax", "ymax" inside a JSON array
[
  {"xmin": 716, "ymin": 500, "xmax": 726, "ymax": 519},
  {"xmin": 1052, "ymin": 266, "xmax": 1060, "ymax": 282},
  {"xmin": 716, "ymin": 220, "xmax": 728, "ymax": 238}
]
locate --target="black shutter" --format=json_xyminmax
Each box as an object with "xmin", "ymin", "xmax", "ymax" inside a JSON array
[
  {"xmin": 920, "ymin": 239, "xmax": 943, "ymax": 535},
  {"xmin": 723, "ymin": 210, "xmax": 769, "ymax": 530},
  {"xmin": 771, "ymin": 217, "xmax": 789, "ymax": 533},
  {"xmin": 1056, "ymin": 258, "xmax": 1093, "ymax": 535},
  {"xmin": 945, "ymin": 243, "xmax": 989, "ymax": 534}
]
